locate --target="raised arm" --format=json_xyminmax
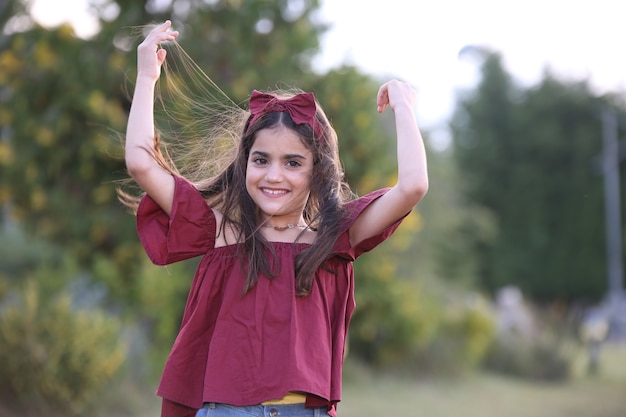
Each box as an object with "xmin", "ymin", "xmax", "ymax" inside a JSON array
[
  {"xmin": 125, "ymin": 21, "xmax": 179, "ymax": 215},
  {"xmin": 349, "ymin": 80, "xmax": 429, "ymax": 246}
]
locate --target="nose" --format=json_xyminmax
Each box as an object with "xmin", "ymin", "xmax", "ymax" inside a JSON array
[{"xmin": 265, "ymin": 163, "xmax": 283, "ymax": 182}]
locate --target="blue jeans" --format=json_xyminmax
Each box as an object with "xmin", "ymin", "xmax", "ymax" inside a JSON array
[{"xmin": 195, "ymin": 403, "xmax": 327, "ymax": 417}]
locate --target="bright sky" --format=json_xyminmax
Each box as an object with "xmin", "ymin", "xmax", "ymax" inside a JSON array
[
  {"xmin": 30, "ymin": 0, "xmax": 626, "ymax": 146},
  {"xmin": 314, "ymin": 0, "xmax": 626, "ymax": 144}
]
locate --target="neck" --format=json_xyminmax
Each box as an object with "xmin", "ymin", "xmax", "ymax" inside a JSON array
[{"xmin": 261, "ymin": 222, "xmax": 308, "ymax": 231}]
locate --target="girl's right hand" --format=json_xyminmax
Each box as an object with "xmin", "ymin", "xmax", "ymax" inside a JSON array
[
  {"xmin": 376, "ymin": 79, "xmax": 416, "ymax": 114},
  {"xmin": 136, "ymin": 20, "xmax": 179, "ymax": 82}
]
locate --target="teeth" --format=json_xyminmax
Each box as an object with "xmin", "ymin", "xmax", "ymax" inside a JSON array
[{"xmin": 263, "ymin": 189, "xmax": 287, "ymax": 195}]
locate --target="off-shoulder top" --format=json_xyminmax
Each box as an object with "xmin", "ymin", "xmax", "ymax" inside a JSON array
[{"xmin": 136, "ymin": 176, "xmax": 406, "ymax": 417}]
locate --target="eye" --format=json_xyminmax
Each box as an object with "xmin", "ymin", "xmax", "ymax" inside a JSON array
[
  {"xmin": 286, "ymin": 160, "xmax": 302, "ymax": 168},
  {"xmin": 252, "ymin": 157, "xmax": 268, "ymax": 165}
]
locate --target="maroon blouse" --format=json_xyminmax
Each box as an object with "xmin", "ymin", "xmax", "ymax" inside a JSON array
[{"xmin": 136, "ymin": 176, "xmax": 406, "ymax": 417}]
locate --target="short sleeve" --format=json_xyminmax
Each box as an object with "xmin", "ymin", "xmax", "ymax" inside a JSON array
[
  {"xmin": 334, "ymin": 188, "xmax": 410, "ymax": 260},
  {"xmin": 136, "ymin": 176, "xmax": 216, "ymax": 265}
]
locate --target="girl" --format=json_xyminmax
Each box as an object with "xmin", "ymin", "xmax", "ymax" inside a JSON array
[{"xmin": 125, "ymin": 21, "xmax": 428, "ymax": 417}]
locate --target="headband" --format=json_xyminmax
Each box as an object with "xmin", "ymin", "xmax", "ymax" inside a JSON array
[{"xmin": 247, "ymin": 90, "xmax": 323, "ymax": 138}]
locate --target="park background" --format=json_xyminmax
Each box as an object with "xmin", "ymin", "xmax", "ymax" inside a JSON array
[{"xmin": 1, "ymin": 0, "xmax": 625, "ymax": 416}]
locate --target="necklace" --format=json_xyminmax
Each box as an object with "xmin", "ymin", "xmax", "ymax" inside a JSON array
[{"xmin": 262, "ymin": 223, "xmax": 308, "ymax": 231}]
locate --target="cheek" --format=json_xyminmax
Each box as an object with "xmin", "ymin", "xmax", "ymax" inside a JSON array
[
  {"xmin": 244, "ymin": 165, "xmax": 254, "ymax": 192},
  {"xmin": 304, "ymin": 168, "xmax": 314, "ymax": 186},
  {"xmin": 297, "ymin": 173, "xmax": 313, "ymax": 197},
  {"xmin": 245, "ymin": 170, "xmax": 254, "ymax": 189}
]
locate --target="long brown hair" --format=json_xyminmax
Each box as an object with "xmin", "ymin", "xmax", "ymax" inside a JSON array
[{"xmin": 207, "ymin": 102, "xmax": 352, "ymax": 295}]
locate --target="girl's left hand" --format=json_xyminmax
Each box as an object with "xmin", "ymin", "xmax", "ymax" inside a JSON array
[{"xmin": 376, "ymin": 80, "xmax": 416, "ymax": 113}]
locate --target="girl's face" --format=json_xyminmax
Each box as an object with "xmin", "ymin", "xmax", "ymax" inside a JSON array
[{"xmin": 246, "ymin": 126, "xmax": 313, "ymax": 225}]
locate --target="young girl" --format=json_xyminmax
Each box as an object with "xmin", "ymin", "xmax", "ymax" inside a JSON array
[{"xmin": 125, "ymin": 21, "xmax": 428, "ymax": 417}]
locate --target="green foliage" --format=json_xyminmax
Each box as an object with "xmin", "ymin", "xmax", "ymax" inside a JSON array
[
  {"xmin": 350, "ymin": 241, "xmax": 496, "ymax": 373},
  {"xmin": 0, "ymin": 280, "xmax": 126, "ymax": 415},
  {"xmin": 0, "ymin": 226, "xmax": 65, "ymax": 285},
  {"xmin": 0, "ymin": 22, "xmax": 139, "ymax": 306},
  {"xmin": 414, "ymin": 143, "xmax": 498, "ymax": 285},
  {"xmin": 134, "ymin": 258, "xmax": 199, "ymax": 375},
  {"xmin": 107, "ymin": 0, "xmax": 326, "ymax": 101},
  {"xmin": 349, "ymin": 262, "xmax": 438, "ymax": 367},
  {"xmin": 410, "ymin": 295, "xmax": 496, "ymax": 375},
  {"xmin": 451, "ymin": 52, "xmax": 625, "ymax": 301},
  {"xmin": 307, "ymin": 67, "xmax": 397, "ymax": 189}
]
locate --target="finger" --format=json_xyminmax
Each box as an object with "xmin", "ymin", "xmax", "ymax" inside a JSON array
[
  {"xmin": 159, "ymin": 20, "xmax": 179, "ymax": 38},
  {"xmin": 141, "ymin": 32, "xmax": 178, "ymax": 54},
  {"xmin": 153, "ymin": 33, "xmax": 178, "ymax": 45},
  {"xmin": 157, "ymin": 48, "xmax": 167, "ymax": 65},
  {"xmin": 376, "ymin": 87, "xmax": 389, "ymax": 113},
  {"xmin": 146, "ymin": 21, "xmax": 177, "ymax": 41},
  {"xmin": 156, "ymin": 20, "xmax": 172, "ymax": 33},
  {"xmin": 376, "ymin": 83, "xmax": 387, "ymax": 103}
]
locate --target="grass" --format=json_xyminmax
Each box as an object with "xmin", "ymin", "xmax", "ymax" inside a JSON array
[
  {"xmin": 339, "ymin": 344, "xmax": 626, "ymax": 417},
  {"xmin": 115, "ymin": 344, "xmax": 626, "ymax": 417}
]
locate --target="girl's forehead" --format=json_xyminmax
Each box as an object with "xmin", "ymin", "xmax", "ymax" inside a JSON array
[{"xmin": 251, "ymin": 127, "xmax": 311, "ymax": 154}]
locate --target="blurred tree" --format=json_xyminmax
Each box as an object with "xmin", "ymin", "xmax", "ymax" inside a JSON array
[
  {"xmin": 100, "ymin": 0, "xmax": 326, "ymax": 100},
  {"xmin": 308, "ymin": 66, "xmax": 396, "ymax": 189},
  {"xmin": 0, "ymin": 0, "xmax": 327, "ymax": 303},
  {"xmin": 0, "ymin": 22, "xmax": 137, "ymax": 293},
  {"xmin": 451, "ymin": 52, "xmax": 625, "ymax": 301}
]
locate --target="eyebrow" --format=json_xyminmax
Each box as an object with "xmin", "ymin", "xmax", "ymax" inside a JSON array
[{"xmin": 251, "ymin": 150, "xmax": 307, "ymax": 160}]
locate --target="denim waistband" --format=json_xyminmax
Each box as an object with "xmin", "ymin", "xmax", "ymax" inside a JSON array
[{"xmin": 196, "ymin": 402, "xmax": 327, "ymax": 417}]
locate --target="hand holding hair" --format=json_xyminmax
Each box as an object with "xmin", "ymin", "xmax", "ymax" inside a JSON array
[{"xmin": 136, "ymin": 20, "xmax": 179, "ymax": 82}]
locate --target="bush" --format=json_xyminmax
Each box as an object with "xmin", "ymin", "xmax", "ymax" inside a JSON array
[
  {"xmin": 412, "ymin": 295, "xmax": 496, "ymax": 375},
  {"xmin": 349, "ymin": 272, "xmax": 439, "ymax": 368},
  {"xmin": 0, "ymin": 280, "xmax": 126, "ymax": 415},
  {"xmin": 350, "ymin": 264, "xmax": 496, "ymax": 375},
  {"xmin": 483, "ymin": 331, "xmax": 572, "ymax": 381}
]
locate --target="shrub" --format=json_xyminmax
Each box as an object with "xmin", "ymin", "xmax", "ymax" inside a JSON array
[
  {"xmin": 483, "ymin": 331, "xmax": 572, "ymax": 381},
  {"xmin": 349, "ymin": 271, "xmax": 439, "ymax": 368},
  {"xmin": 350, "ymin": 266, "xmax": 497, "ymax": 375},
  {"xmin": 412, "ymin": 296, "xmax": 496, "ymax": 375},
  {"xmin": 0, "ymin": 280, "xmax": 126, "ymax": 415}
]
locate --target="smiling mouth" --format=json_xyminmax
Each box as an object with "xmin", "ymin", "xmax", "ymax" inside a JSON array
[{"xmin": 261, "ymin": 188, "xmax": 289, "ymax": 196}]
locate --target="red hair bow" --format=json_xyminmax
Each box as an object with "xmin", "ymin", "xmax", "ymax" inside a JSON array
[{"xmin": 247, "ymin": 90, "xmax": 323, "ymax": 138}]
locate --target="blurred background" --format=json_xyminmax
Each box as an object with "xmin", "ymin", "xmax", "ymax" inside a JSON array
[{"xmin": 1, "ymin": 0, "xmax": 625, "ymax": 416}]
